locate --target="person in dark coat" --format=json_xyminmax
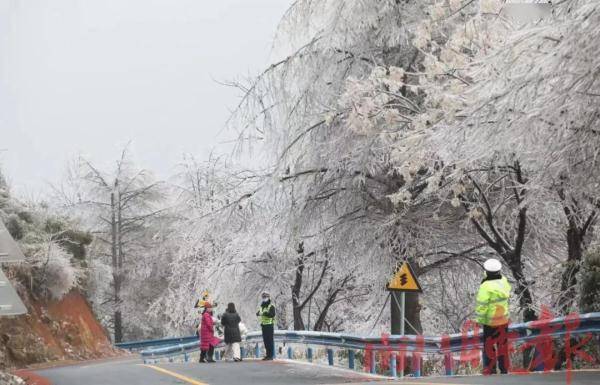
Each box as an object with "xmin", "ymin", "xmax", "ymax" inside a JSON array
[{"xmin": 221, "ymin": 302, "xmax": 242, "ymax": 361}]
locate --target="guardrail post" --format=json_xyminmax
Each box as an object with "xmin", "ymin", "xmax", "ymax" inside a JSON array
[
  {"xmin": 533, "ymin": 348, "xmax": 545, "ymax": 372},
  {"xmin": 307, "ymin": 347, "xmax": 313, "ymax": 362},
  {"xmin": 398, "ymin": 352, "xmax": 406, "ymax": 378},
  {"xmin": 287, "ymin": 346, "xmax": 293, "ymax": 359},
  {"xmin": 444, "ymin": 353, "xmax": 453, "ymax": 376},
  {"xmin": 390, "ymin": 353, "xmax": 397, "ymax": 377},
  {"xmin": 412, "ymin": 354, "xmax": 421, "ymax": 377},
  {"xmin": 215, "ymin": 350, "xmax": 221, "ymax": 361},
  {"xmin": 370, "ymin": 350, "xmax": 376, "ymax": 374},
  {"xmin": 255, "ymin": 343, "xmax": 260, "ymax": 358},
  {"xmin": 184, "ymin": 352, "xmax": 189, "ymax": 362},
  {"xmin": 241, "ymin": 346, "xmax": 246, "ymax": 359},
  {"xmin": 348, "ymin": 349, "xmax": 355, "ymax": 370},
  {"xmin": 327, "ymin": 348, "xmax": 334, "ymax": 366}
]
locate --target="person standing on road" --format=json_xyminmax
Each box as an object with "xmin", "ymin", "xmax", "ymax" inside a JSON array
[
  {"xmin": 475, "ymin": 258, "xmax": 512, "ymax": 375},
  {"xmin": 199, "ymin": 303, "xmax": 219, "ymax": 363},
  {"xmin": 221, "ymin": 302, "xmax": 242, "ymax": 362},
  {"xmin": 256, "ymin": 292, "xmax": 276, "ymax": 360}
]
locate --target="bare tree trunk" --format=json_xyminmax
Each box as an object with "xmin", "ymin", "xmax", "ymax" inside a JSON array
[
  {"xmin": 111, "ymin": 187, "xmax": 123, "ymax": 343},
  {"xmin": 560, "ymin": 226, "xmax": 583, "ymax": 314},
  {"xmin": 117, "ymin": 187, "xmax": 124, "ymax": 342},
  {"xmin": 556, "ymin": 196, "xmax": 596, "ymax": 314},
  {"xmin": 313, "ymin": 292, "xmax": 336, "ymax": 331},
  {"xmin": 506, "ymin": 256, "xmax": 536, "ymax": 322},
  {"xmin": 313, "ymin": 275, "xmax": 351, "ymax": 331},
  {"xmin": 291, "ymin": 250, "xmax": 306, "ymax": 331},
  {"xmin": 555, "ymin": 208, "xmax": 594, "ymax": 370},
  {"xmin": 291, "ymin": 244, "xmax": 329, "ymax": 330}
]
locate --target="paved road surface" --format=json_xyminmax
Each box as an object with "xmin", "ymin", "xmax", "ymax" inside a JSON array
[
  {"xmin": 36, "ymin": 358, "xmax": 381, "ymax": 385},
  {"xmin": 35, "ymin": 357, "xmax": 600, "ymax": 385}
]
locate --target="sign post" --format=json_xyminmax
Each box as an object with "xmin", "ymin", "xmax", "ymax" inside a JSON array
[
  {"xmin": 0, "ymin": 220, "xmax": 27, "ymax": 317},
  {"xmin": 400, "ymin": 291, "xmax": 405, "ymax": 336},
  {"xmin": 386, "ymin": 260, "xmax": 422, "ymax": 378}
]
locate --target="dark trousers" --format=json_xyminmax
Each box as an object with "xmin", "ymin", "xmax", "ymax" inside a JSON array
[
  {"xmin": 200, "ymin": 345, "xmax": 214, "ymax": 362},
  {"xmin": 261, "ymin": 324, "xmax": 274, "ymax": 358},
  {"xmin": 482, "ymin": 324, "xmax": 509, "ymax": 375}
]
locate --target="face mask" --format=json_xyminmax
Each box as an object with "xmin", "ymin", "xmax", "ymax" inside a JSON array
[{"xmin": 261, "ymin": 297, "xmax": 269, "ymax": 304}]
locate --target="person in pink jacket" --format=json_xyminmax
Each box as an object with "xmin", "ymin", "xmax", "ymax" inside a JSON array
[{"xmin": 199, "ymin": 303, "xmax": 220, "ymax": 363}]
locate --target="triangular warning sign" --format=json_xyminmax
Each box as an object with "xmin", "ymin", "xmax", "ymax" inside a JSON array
[
  {"xmin": 0, "ymin": 221, "xmax": 26, "ymax": 263},
  {"xmin": 387, "ymin": 261, "xmax": 422, "ymax": 292}
]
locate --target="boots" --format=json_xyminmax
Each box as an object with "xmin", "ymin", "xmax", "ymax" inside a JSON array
[
  {"xmin": 199, "ymin": 350, "xmax": 207, "ymax": 363},
  {"xmin": 206, "ymin": 346, "xmax": 216, "ymax": 363}
]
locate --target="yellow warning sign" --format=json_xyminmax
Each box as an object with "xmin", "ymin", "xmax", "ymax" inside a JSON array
[{"xmin": 387, "ymin": 261, "xmax": 422, "ymax": 292}]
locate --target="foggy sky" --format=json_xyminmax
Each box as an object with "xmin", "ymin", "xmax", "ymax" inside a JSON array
[{"xmin": 0, "ymin": 0, "xmax": 290, "ymax": 196}]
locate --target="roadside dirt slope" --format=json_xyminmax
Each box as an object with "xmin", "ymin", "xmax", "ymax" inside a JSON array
[{"xmin": 0, "ymin": 288, "xmax": 119, "ymax": 369}]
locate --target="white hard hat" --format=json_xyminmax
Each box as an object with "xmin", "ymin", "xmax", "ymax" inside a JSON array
[{"xmin": 483, "ymin": 258, "xmax": 502, "ymax": 272}]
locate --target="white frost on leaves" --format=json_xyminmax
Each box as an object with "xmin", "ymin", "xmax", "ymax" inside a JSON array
[
  {"xmin": 30, "ymin": 240, "xmax": 82, "ymax": 300},
  {"xmin": 413, "ymin": 24, "xmax": 431, "ymax": 49},
  {"xmin": 481, "ymin": 0, "xmax": 504, "ymax": 14},
  {"xmin": 388, "ymin": 190, "xmax": 412, "ymax": 206},
  {"xmin": 450, "ymin": 196, "xmax": 461, "ymax": 208}
]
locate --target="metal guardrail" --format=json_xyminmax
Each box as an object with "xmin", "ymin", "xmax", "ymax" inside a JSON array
[
  {"xmin": 115, "ymin": 336, "xmax": 198, "ymax": 351},
  {"xmin": 119, "ymin": 312, "xmax": 600, "ymax": 378}
]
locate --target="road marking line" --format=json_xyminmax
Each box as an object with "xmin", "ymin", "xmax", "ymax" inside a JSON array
[
  {"xmin": 140, "ymin": 364, "xmax": 209, "ymax": 385},
  {"xmin": 395, "ymin": 380, "xmax": 477, "ymax": 385},
  {"xmin": 393, "ymin": 380, "xmax": 477, "ymax": 385}
]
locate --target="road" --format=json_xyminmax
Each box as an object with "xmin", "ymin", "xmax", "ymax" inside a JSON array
[
  {"xmin": 35, "ymin": 357, "xmax": 381, "ymax": 385},
  {"xmin": 34, "ymin": 357, "xmax": 600, "ymax": 385}
]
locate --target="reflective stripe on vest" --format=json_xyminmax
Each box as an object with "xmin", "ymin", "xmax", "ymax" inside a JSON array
[{"xmin": 259, "ymin": 304, "xmax": 275, "ymax": 325}]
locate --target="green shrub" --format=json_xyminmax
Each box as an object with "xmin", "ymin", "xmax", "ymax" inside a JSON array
[
  {"xmin": 5, "ymin": 214, "xmax": 24, "ymax": 240},
  {"xmin": 579, "ymin": 249, "xmax": 600, "ymax": 313},
  {"xmin": 17, "ymin": 211, "xmax": 34, "ymax": 224},
  {"xmin": 58, "ymin": 230, "xmax": 93, "ymax": 261},
  {"xmin": 44, "ymin": 218, "xmax": 65, "ymax": 234}
]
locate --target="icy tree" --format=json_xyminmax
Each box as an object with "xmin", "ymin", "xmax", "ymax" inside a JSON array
[
  {"xmin": 227, "ymin": 0, "xmax": 600, "ymax": 330},
  {"xmin": 155, "ymin": 0, "xmax": 600, "ymax": 336},
  {"xmin": 404, "ymin": 0, "xmax": 600, "ymax": 319},
  {"xmin": 149, "ymin": 155, "xmax": 262, "ymax": 333},
  {"xmin": 56, "ymin": 146, "xmax": 166, "ymax": 342},
  {"xmin": 223, "ymin": 0, "xmax": 471, "ymax": 332}
]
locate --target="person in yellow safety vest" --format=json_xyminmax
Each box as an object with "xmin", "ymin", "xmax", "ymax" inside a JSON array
[
  {"xmin": 256, "ymin": 292, "xmax": 276, "ymax": 360},
  {"xmin": 476, "ymin": 258, "xmax": 512, "ymax": 375}
]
